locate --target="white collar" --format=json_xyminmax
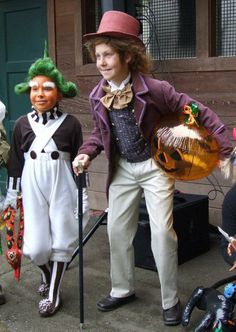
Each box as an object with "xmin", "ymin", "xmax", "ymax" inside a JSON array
[{"xmin": 108, "ymin": 73, "xmax": 131, "ymax": 92}]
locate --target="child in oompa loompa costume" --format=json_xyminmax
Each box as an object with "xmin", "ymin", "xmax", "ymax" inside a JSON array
[
  {"xmin": 2, "ymin": 47, "xmax": 90, "ymax": 317},
  {"xmin": 0, "ymin": 100, "xmax": 10, "ymax": 305}
]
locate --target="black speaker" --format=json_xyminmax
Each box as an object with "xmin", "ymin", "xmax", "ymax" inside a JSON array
[{"xmin": 133, "ymin": 192, "xmax": 209, "ymax": 269}]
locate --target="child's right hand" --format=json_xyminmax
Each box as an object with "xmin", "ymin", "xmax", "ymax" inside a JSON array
[
  {"xmin": 0, "ymin": 101, "xmax": 6, "ymax": 122},
  {"xmin": 72, "ymin": 154, "xmax": 90, "ymax": 175}
]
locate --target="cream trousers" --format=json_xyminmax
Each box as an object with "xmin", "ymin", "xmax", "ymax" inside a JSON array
[{"xmin": 108, "ymin": 157, "xmax": 178, "ymax": 310}]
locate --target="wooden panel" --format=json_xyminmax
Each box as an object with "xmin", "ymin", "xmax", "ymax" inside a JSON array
[
  {"xmin": 176, "ymin": 166, "xmax": 233, "ymax": 187},
  {"xmin": 75, "ymin": 0, "xmax": 83, "ymax": 68},
  {"xmin": 54, "ymin": 0, "xmax": 78, "ymax": 76},
  {"xmin": 176, "ymin": 181, "xmax": 228, "ymax": 208},
  {"xmin": 60, "ymin": 98, "xmax": 90, "ymax": 115},
  {"xmin": 48, "ymin": 0, "xmax": 56, "ymax": 61},
  {"xmin": 87, "ymin": 154, "xmax": 108, "ymax": 194},
  {"xmin": 88, "ymin": 153, "xmax": 108, "ymax": 173},
  {"xmin": 57, "ymin": 53, "xmax": 75, "ymax": 71},
  {"xmin": 87, "ymin": 153, "xmax": 108, "ymax": 211},
  {"xmin": 88, "ymin": 172, "xmax": 107, "ymax": 192},
  {"xmin": 154, "ymin": 71, "xmax": 236, "ymax": 94},
  {"xmin": 77, "ymin": 76, "xmax": 102, "ymax": 94},
  {"xmin": 209, "ymin": 207, "xmax": 222, "ymax": 226},
  {"xmin": 55, "ymin": 0, "xmax": 77, "ymax": 14},
  {"xmin": 56, "ymin": 15, "xmax": 75, "ymax": 55},
  {"xmin": 88, "ymin": 191, "xmax": 107, "ymax": 211},
  {"xmin": 78, "ymin": 58, "xmax": 236, "ymax": 77},
  {"xmin": 196, "ymin": 0, "xmax": 210, "ymax": 58}
]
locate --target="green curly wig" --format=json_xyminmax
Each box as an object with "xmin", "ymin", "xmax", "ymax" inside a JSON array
[{"xmin": 15, "ymin": 42, "xmax": 78, "ymax": 98}]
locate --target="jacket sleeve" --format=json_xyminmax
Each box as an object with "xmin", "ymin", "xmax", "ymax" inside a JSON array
[
  {"xmin": 160, "ymin": 81, "xmax": 233, "ymax": 160},
  {"xmin": 70, "ymin": 116, "xmax": 83, "ymax": 161},
  {"xmin": 78, "ymin": 99, "xmax": 105, "ymax": 160}
]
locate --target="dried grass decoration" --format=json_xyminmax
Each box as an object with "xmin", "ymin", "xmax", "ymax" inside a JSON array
[{"xmin": 151, "ymin": 103, "xmax": 220, "ymax": 181}]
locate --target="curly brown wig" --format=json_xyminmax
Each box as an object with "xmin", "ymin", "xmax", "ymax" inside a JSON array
[{"xmin": 85, "ymin": 36, "xmax": 152, "ymax": 75}]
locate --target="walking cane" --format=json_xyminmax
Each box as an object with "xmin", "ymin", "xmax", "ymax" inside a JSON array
[{"xmin": 76, "ymin": 172, "xmax": 84, "ymax": 329}]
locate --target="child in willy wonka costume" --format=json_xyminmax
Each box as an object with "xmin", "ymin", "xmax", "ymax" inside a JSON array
[
  {"xmin": 73, "ymin": 11, "xmax": 233, "ymax": 326},
  {"xmin": 3, "ymin": 47, "xmax": 90, "ymax": 317}
]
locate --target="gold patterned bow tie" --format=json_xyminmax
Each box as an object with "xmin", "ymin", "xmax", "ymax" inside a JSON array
[{"xmin": 100, "ymin": 83, "xmax": 133, "ymax": 109}]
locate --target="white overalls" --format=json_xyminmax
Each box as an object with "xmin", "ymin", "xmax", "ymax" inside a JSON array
[{"xmin": 21, "ymin": 114, "xmax": 85, "ymax": 266}]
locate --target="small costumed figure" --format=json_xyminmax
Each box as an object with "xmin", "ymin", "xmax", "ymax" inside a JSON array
[
  {"xmin": 0, "ymin": 100, "xmax": 10, "ymax": 305},
  {"xmin": 3, "ymin": 44, "xmax": 90, "ymax": 317}
]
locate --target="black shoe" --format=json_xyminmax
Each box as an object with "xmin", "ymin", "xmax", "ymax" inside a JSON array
[
  {"xmin": 97, "ymin": 294, "xmax": 136, "ymax": 312},
  {"xmin": 163, "ymin": 300, "xmax": 181, "ymax": 326}
]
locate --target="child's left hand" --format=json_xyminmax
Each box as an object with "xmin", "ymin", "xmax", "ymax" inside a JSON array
[
  {"xmin": 229, "ymin": 260, "xmax": 236, "ymax": 271},
  {"xmin": 227, "ymin": 239, "xmax": 236, "ymax": 256}
]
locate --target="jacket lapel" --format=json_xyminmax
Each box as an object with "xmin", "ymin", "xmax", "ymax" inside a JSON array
[{"xmin": 131, "ymin": 72, "xmax": 149, "ymax": 125}]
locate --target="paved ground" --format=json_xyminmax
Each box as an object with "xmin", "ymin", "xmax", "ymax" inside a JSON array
[{"xmin": 0, "ymin": 213, "xmax": 234, "ymax": 332}]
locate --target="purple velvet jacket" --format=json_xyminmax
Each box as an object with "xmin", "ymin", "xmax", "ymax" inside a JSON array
[{"xmin": 79, "ymin": 71, "xmax": 232, "ymax": 190}]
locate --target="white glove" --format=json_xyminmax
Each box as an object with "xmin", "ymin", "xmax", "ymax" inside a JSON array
[{"xmin": 3, "ymin": 189, "xmax": 19, "ymax": 210}]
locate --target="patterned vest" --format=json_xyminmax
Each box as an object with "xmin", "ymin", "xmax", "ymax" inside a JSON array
[{"xmin": 108, "ymin": 101, "xmax": 151, "ymax": 162}]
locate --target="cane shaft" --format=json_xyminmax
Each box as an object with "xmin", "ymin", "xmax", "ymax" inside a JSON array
[{"xmin": 76, "ymin": 174, "xmax": 84, "ymax": 325}]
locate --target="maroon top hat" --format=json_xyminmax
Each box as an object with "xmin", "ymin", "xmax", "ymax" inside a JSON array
[{"xmin": 83, "ymin": 10, "xmax": 144, "ymax": 46}]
